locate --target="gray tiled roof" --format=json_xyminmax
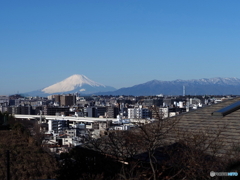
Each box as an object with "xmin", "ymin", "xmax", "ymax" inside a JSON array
[{"xmin": 160, "ymin": 97, "xmax": 240, "ymax": 156}]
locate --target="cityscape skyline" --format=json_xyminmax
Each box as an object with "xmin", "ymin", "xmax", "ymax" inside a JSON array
[{"xmin": 1, "ymin": 1, "xmax": 240, "ymax": 95}]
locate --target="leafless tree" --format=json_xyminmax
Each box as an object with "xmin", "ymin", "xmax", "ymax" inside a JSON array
[{"xmin": 84, "ymin": 106, "xmax": 238, "ymax": 180}]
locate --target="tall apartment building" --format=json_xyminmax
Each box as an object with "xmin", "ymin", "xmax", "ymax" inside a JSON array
[
  {"xmin": 0, "ymin": 96, "xmax": 9, "ymax": 105},
  {"xmin": 48, "ymin": 119, "xmax": 69, "ymax": 134},
  {"xmin": 128, "ymin": 108, "xmax": 135, "ymax": 119},
  {"xmin": 60, "ymin": 94, "xmax": 76, "ymax": 106},
  {"xmin": 85, "ymin": 106, "xmax": 107, "ymax": 117},
  {"xmin": 53, "ymin": 95, "xmax": 60, "ymax": 104},
  {"xmin": 52, "ymin": 94, "xmax": 76, "ymax": 106},
  {"xmin": 10, "ymin": 105, "xmax": 33, "ymax": 115},
  {"xmin": 106, "ymin": 106, "xmax": 119, "ymax": 118},
  {"xmin": 142, "ymin": 108, "xmax": 150, "ymax": 119},
  {"xmin": 128, "ymin": 107, "xmax": 150, "ymax": 119},
  {"xmin": 95, "ymin": 107, "xmax": 106, "ymax": 117},
  {"xmin": 43, "ymin": 106, "xmax": 69, "ymax": 115}
]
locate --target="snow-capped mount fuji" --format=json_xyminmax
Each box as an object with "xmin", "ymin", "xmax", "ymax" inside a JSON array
[
  {"xmin": 25, "ymin": 74, "xmax": 116, "ymax": 96},
  {"xmin": 42, "ymin": 74, "xmax": 108, "ymax": 94}
]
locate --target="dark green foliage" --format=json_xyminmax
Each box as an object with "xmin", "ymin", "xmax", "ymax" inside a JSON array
[
  {"xmin": 57, "ymin": 147, "xmax": 122, "ymax": 180},
  {"xmin": 0, "ymin": 112, "xmax": 14, "ymax": 130}
]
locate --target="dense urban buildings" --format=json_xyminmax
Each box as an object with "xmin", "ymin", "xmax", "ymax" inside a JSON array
[
  {"xmin": 1, "ymin": 94, "xmax": 234, "ymax": 144},
  {"xmin": 1, "ymin": 93, "xmax": 240, "ymax": 179}
]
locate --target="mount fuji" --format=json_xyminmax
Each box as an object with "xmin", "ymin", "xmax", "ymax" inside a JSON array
[{"xmin": 25, "ymin": 74, "xmax": 116, "ymax": 97}]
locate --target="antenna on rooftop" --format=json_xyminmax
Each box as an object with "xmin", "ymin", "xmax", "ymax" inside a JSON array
[{"xmin": 183, "ymin": 86, "xmax": 185, "ymax": 96}]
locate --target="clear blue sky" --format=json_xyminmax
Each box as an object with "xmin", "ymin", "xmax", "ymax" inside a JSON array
[{"xmin": 1, "ymin": 0, "xmax": 240, "ymax": 95}]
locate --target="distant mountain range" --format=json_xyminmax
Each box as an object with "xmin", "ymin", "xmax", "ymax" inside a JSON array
[
  {"xmin": 96, "ymin": 77, "xmax": 240, "ymax": 96},
  {"xmin": 24, "ymin": 75, "xmax": 240, "ymax": 97}
]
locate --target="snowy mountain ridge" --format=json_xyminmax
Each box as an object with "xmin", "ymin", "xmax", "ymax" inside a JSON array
[
  {"xmin": 146, "ymin": 77, "xmax": 240, "ymax": 85},
  {"xmin": 95, "ymin": 77, "xmax": 240, "ymax": 96},
  {"xmin": 178, "ymin": 77, "xmax": 240, "ymax": 85}
]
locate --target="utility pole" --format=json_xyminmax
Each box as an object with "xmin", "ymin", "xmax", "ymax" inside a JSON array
[
  {"xmin": 6, "ymin": 150, "xmax": 10, "ymax": 180},
  {"xmin": 40, "ymin": 110, "xmax": 42, "ymax": 124}
]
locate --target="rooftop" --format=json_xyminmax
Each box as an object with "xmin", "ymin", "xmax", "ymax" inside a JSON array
[{"xmin": 164, "ymin": 97, "xmax": 240, "ymax": 156}]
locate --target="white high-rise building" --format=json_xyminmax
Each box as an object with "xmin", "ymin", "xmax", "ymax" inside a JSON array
[
  {"xmin": 128, "ymin": 107, "xmax": 150, "ymax": 119},
  {"xmin": 128, "ymin": 108, "xmax": 135, "ymax": 119}
]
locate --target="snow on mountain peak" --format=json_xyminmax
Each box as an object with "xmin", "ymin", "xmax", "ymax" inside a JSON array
[{"xmin": 42, "ymin": 74, "xmax": 105, "ymax": 94}]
